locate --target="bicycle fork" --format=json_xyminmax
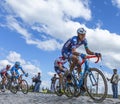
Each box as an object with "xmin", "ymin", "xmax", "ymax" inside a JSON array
[
  {"xmin": 88, "ymin": 71, "xmax": 98, "ymax": 86},
  {"xmin": 84, "ymin": 60, "xmax": 97, "ymax": 86}
]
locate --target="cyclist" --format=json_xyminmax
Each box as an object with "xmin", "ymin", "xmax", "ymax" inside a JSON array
[
  {"xmin": 62, "ymin": 27, "xmax": 101, "ymax": 73},
  {"xmin": 61, "ymin": 27, "xmax": 101, "ymax": 91},
  {"xmin": 0, "ymin": 64, "xmax": 11, "ymax": 91},
  {"xmin": 54, "ymin": 56, "xmax": 68, "ymax": 87},
  {"xmin": 10, "ymin": 61, "xmax": 28, "ymax": 84}
]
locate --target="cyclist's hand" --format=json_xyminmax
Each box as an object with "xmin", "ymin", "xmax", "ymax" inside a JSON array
[
  {"xmin": 95, "ymin": 53, "xmax": 101, "ymax": 57},
  {"xmin": 25, "ymin": 73, "xmax": 28, "ymax": 77},
  {"xmin": 80, "ymin": 53, "xmax": 86, "ymax": 59}
]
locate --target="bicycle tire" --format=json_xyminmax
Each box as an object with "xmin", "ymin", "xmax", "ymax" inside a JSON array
[
  {"xmin": 0, "ymin": 81, "xmax": 5, "ymax": 92},
  {"xmin": 54, "ymin": 78, "xmax": 63, "ymax": 96},
  {"xmin": 20, "ymin": 79, "xmax": 28, "ymax": 94},
  {"xmin": 62, "ymin": 73, "xmax": 75, "ymax": 98},
  {"xmin": 10, "ymin": 81, "xmax": 18, "ymax": 94},
  {"xmin": 5, "ymin": 80, "xmax": 11, "ymax": 90},
  {"xmin": 84, "ymin": 68, "xmax": 108, "ymax": 102}
]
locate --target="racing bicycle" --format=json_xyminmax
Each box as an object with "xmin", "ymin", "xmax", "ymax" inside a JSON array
[{"xmin": 64, "ymin": 55, "xmax": 108, "ymax": 102}]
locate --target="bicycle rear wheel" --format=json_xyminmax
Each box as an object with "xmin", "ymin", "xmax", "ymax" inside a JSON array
[
  {"xmin": 62, "ymin": 73, "xmax": 75, "ymax": 98},
  {"xmin": 54, "ymin": 78, "xmax": 63, "ymax": 96},
  {"xmin": 84, "ymin": 68, "xmax": 107, "ymax": 102},
  {"xmin": 20, "ymin": 80, "xmax": 28, "ymax": 94}
]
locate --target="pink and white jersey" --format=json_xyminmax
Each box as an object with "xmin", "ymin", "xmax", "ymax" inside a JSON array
[
  {"xmin": 54, "ymin": 57, "xmax": 67, "ymax": 67},
  {"xmin": 0, "ymin": 68, "xmax": 7, "ymax": 74}
]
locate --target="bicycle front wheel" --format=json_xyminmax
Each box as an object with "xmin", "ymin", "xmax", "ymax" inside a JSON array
[
  {"xmin": 54, "ymin": 78, "xmax": 63, "ymax": 96},
  {"xmin": 20, "ymin": 80, "xmax": 28, "ymax": 94},
  {"xmin": 84, "ymin": 68, "xmax": 107, "ymax": 102}
]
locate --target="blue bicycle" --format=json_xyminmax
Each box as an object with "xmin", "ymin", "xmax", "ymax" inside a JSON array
[{"xmin": 65, "ymin": 55, "xmax": 108, "ymax": 102}]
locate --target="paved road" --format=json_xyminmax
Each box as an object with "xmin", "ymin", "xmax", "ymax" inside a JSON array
[{"xmin": 0, "ymin": 92, "xmax": 120, "ymax": 104}]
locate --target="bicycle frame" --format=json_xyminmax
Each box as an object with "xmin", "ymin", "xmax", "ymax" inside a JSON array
[{"xmin": 73, "ymin": 55, "xmax": 100, "ymax": 88}]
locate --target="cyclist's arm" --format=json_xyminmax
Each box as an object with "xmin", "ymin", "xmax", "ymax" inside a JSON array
[
  {"xmin": 19, "ymin": 66, "xmax": 25, "ymax": 74},
  {"xmin": 85, "ymin": 47, "xmax": 95, "ymax": 55},
  {"xmin": 83, "ymin": 39, "xmax": 95, "ymax": 55},
  {"xmin": 3, "ymin": 73, "xmax": 6, "ymax": 78}
]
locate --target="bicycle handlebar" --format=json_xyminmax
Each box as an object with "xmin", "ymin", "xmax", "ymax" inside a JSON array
[
  {"xmin": 80, "ymin": 55, "xmax": 101, "ymax": 66},
  {"xmin": 20, "ymin": 73, "xmax": 28, "ymax": 77}
]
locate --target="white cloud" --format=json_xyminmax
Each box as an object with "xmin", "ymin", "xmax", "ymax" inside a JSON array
[
  {"xmin": 47, "ymin": 71, "xmax": 56, "ymax": 77},
  {"xmin": 3, "ymin": 0, "xmax": 91, "ymax": 40},
  {"xmin": 6, "ymin": 51, "xmax": 25, "ymax": 64},
  {"xmin": 0, "ymin": 60, "xmax": 10, "ymax": 68},
  {"xmin": 6, "ymin": 16, "xmax": 62, "ymax": 51},
  {"xmin": 85, "ymin": 28, "xmax": 120, "ymax": 69},
  {"xmin": 112, "ymin": 0, "xmax": 120, "ymax": 9},
  {"xmin": 6, "ymin": 0, "xmax": 91, "ymax": 22}
]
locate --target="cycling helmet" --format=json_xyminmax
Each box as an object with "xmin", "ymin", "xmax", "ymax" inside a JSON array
[
  {"xmin": 77, "ymin": 27, "xmax": 86, "ymax": 34},
  {"xmin": 15, "ymin": 61, "xmax": 20, "ymax": 66}
]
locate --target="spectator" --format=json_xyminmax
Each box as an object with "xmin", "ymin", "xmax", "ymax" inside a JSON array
[
  {"xmin": 51, "ymin": 74, "xmax": 57, "ymax": 93},
  {"xmin": 33, "ymin": 72, "xmax": 41, "ymax": 92},
  {"xmin": 107, "ymin": 69, "xmax": 119, "ymax": 98}
]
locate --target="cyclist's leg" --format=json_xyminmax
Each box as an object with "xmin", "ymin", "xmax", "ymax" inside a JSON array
[
  {"xmin": 69, "ymin": 54, "xmax": 82, "ymax": 74},
  {"xmin": 55, "ymin": 68, "xmax": 62, "ymax": 86},
  {"xmin": 1, "ymin": 74, "xmax": 4, "ymax": 89},
  {"xmin": 1, "ymin": 74, "xmax": 7, "ymax": 90},
  {"xmin": 15, "ymin": 70, "xmax": 20, "ymax": 83},
  {"xmin": 70, "ymin": 54, "xmax": 86, "ymax": 91},
  {"xmin": 6, "ymin": 73, "xmax": 11, "ymax": 80},
  {"xmin": 62, "ymin": 51, "xmax": 75, "ymax": 72}
]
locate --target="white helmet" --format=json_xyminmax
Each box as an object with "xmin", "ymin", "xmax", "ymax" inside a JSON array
[{"xmin": 77, "ymin": 28, "xmax": 86, "ymax": 34}]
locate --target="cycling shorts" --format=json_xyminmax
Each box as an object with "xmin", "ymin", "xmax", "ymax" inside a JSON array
[
  {"xmin": 54, "ymin": 66, "xmax": 65, "ymax": 74},
  {"xmin": 62, "ymin": 50, "xmax": 72, "ymax": 59}
]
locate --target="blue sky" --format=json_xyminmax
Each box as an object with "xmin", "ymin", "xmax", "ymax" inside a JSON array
[{"xmin": 0, "ymin": 0, "xmax": 120, "ymax": 92}]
